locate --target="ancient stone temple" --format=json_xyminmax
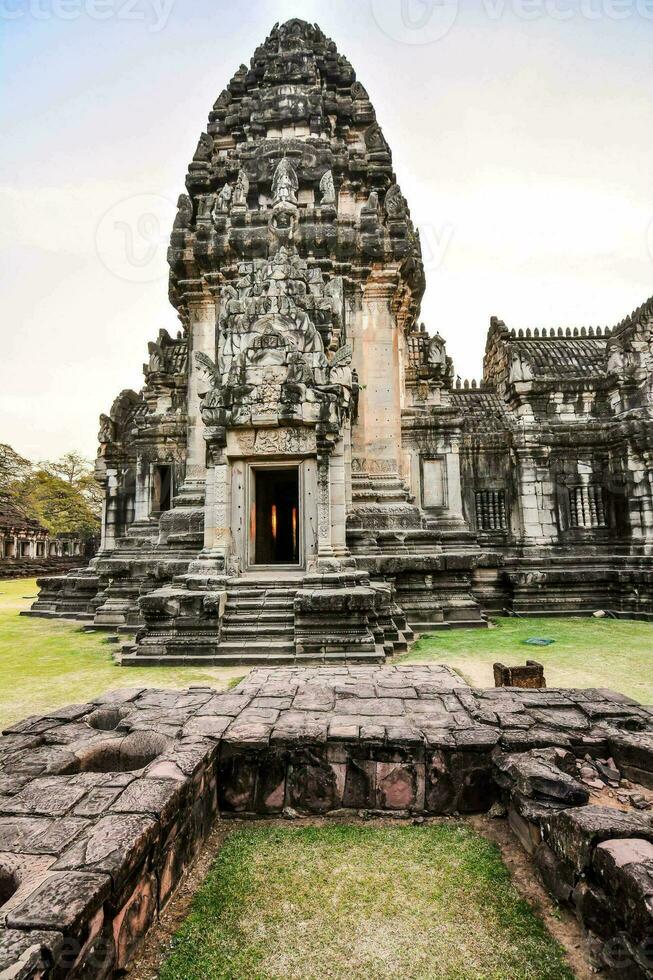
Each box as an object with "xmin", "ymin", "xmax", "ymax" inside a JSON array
[{"xmin": 31, "ymin": 18, "xmax": 653, "ymax": 662}]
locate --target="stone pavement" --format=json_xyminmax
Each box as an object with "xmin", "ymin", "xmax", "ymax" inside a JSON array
[{"xmin": 1, "ymin": 665, "xmax": 653, "ymax": 977}]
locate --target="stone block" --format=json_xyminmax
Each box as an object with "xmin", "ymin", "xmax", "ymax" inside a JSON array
[
  {"xmin": 0, "ymin": 929, "xmax": 63, "ymax": 979},
  {"xmin": 543, "ymin": 806, "xmax": 653, "ymax": 874},
  {"xmin": 6, "ymin": 870, "xmax": 111, "ymax": 932},
  {"xmin": 54, "ymin": 814, "xmax": 158, "ymax": 892}
]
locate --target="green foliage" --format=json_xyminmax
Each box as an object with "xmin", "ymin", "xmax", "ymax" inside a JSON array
[
  {"xmin": 0, "ymin": 444, "xmax": 102, "ymax": 534},
  {"xmin": 160, "ymin": 824, "xmax": 574, "ymax": 980},
  {"xmin": 38, "ymin": 451, "xmax": 103, "ymax": 518},
  {"xmin": 20, "ymin": 471, "xmax": 99, "ymax": 537},
  {"xmin": 0, "ymin": 443, "xmax": 30, "ymax": 506}
]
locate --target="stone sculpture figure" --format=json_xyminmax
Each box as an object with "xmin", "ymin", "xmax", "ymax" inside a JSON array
[
  {"xmin": 98, "ymin": 414, "xmax": 115, "ymax": 447},
  {"xmin": 364, "ymin": 190, "xmax": 379, "ymax": 213},
  {"xmin": 194, "ymin": 352, "xmax": 224, "ymax": 426},
  {"xmin": 215, "ymin": 182, "xmax": 233, "ymax": 213},
  {"xmin": 232, "ymin": 170, "xmax": 250, "ymax": 208},
  {"xmin": 319, "ymin": 170, "xmax": 336, "ymax": 205},
  {"xmin": 509, "ymin": 350, "xmax": 534, "ymax": 384},
  {"xmin": 272, "ymin": 157, "xmax": 299, "ymax": 205},
  {"xmin": 173, "ymin": 194, "xmax": 193, "ymax": 230},
  {"xmin": 385, "ymin": 184, "xmax": 408, "ymax": 219},
  {"xmin": 427, "ymin": 333, "xmax": 447, "ymax": 370}
]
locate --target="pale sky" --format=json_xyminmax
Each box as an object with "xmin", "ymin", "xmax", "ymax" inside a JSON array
[{"xmin": 2, "ymin": 0, "xmax": 652, "ymax": 461}]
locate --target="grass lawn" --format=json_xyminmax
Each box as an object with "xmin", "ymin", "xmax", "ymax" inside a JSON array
[
  {"xmin": 0, "ymin": 579, "xmax": 246, "ymax": 730},
  {"xmin": 159, "ymin": 823, "xmax": 574, "ymax": 980},
  {"xmin": 400, "ymin": 616, "xmax": 653, "ymax": 703},
  {"xmin": 2, "ymin": 578, "xmax": 652, "ymax": 730}
]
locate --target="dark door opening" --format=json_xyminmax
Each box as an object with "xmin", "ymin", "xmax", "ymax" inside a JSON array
[
  {"xmin": 152, "ymin": 465, "xmax": 173, "ymax": 514},
  {"xmin": 254, "ymin": 467, "xmax": 300, "ymax": 566}
]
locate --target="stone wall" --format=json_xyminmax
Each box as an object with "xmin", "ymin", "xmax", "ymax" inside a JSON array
[
  {"xmin": 1, "ymin": 666, "xmax": 653, "ymax": 977},
  {"xmin": 0, "ymin": 559, "xmax": 85, "ymax": 582}
]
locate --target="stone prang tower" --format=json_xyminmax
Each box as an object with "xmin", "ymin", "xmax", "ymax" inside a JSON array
[{"xmin": 32, "ymin": 19, "xmax": 653, "ymax": 658}]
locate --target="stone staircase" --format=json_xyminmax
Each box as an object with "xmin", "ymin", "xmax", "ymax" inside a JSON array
[
  {"xmin": 217, "ymin": 577, "xmax": 298, "ymax": 663},
  {"xmin": 121, "ymin": 572, "xmax": 392, "ymax": 666}
]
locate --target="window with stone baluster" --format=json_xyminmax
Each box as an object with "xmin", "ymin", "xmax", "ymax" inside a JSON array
[
  {"xmin": 567, "ymin": 484, "xmax": 607, "ymax": 529},
  {"xmin": 474, "ymin": 489, "xmax": 508, "ymax": 531}
]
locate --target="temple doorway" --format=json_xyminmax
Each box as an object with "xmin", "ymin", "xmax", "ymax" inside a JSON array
[{"xmin": 252, "ymin": 466, "xmax": 300, "ymax": 566}]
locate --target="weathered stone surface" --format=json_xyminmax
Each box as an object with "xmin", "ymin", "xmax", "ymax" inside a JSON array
[
  {"xmin": 543, "ymin": 806, "xmax": 653, "ymax": 874},
  {"xmin": 54, "ymin": 814, "xmax": 158, "ymax": 890},
  {"xmin": 593, "ymin": 839, "xmax": 653, "ymax": 940},
  {"xmin": 1, "ymin": 667, "xmax": 653, "ymax": 977},
  {"xmin": 6, "ymin": 871, "xmax": 110, "ymax": 931},
  {"xmin": 0, "ymin": 928, "xmax": 63, "ymax": 979}
]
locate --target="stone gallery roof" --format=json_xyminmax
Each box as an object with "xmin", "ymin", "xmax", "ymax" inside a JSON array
[
  {"xmin": 450, "ymin": 390, "xmax": 511, "ymax": 432},
  {"xmin": 0, "ymin": 502, "xmax": 46, "ymax": 536},
  {"xmin": 509, "ymin": 335, "xmax": 608, "ymax": 379}
]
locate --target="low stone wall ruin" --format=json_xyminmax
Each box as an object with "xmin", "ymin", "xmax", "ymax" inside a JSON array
[{"xmin": 1, "ymin": 666, "xmax": 652, "ymax": 977}]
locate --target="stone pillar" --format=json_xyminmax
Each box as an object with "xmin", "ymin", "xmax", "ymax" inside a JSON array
[
  {"xmin": 203, "ymin": 456, "xmax": 231, "ymax": 560},
  {"xmin": 514, "ymin": 446, "xmax": 558, "ymax": 548},
  {"xmin": 352, "ymin": 272, "xmax": 402, "ymax": 473},
  {"xmin": 185, "ymin": 293, "xmax": 217, "ymax": 491},
  {"xmin": 316, "ymin": 455, "xmax": 334, "ymax": 560},
  {"xmin": 330, "ymin": 435, "xmax": 348, "ymax": 557},
  {"xmin": 102, "ymin": 468, "xmax": 119, "ymax": 552},
  {"xmin": 134, "ymin": 457, "xmax": 151, "ymax": 522}
]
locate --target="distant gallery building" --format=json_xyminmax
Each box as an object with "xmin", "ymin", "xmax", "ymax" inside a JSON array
[{"xmin": 32, "ymin": 19, "xmax": 653, "ymax": 660}]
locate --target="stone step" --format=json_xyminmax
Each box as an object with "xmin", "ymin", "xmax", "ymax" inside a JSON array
[
  {"xmin": 221, "ymin": 624, "xmax": 294, "ymax": 638},
  {"xmin": 120, "ymin": 646, "xmax": 386, "ymax": 667},
  {"xmin": 409, "ymin": 619, "xmax": 489, "ymax": 632},
  {"xmin": 223, "ymin": 612, "xmax": 294, "ymax": 625},
  {"xmin": 225, "ymin": 588, "xmax": 297, "ymax": 600},
  {"xmin": 227, "ymin": 596, "xmax": 295, "ymax": 609}
]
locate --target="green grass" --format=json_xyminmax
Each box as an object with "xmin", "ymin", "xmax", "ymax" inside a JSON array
[
  {"xmin": 160, "ymin": 823, "xmax": 574, "ymax": 980},
  {"xmin": 2, "ymin": 577, "xmax": 652, "ymax": 730},
  {"xmin": 0, "ymin": 579, "xmax": 249, "ymax": 730},
  {"xmin": 400, "ymin": 616, "xmax": 653, "ymax": 703}
]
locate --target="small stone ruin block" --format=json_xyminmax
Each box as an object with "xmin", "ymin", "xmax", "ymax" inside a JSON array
[{"xmin": 493, "ymin": 660, "xmax": 546, "ymax": 689}]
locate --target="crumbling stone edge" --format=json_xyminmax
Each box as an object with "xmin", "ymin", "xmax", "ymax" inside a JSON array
[{"xmin": 0, "ymin": 667, "xmax": 651, "ymax": 978}]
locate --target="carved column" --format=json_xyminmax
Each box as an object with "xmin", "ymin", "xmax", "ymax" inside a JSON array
[
  {"xmin": 330, "ymin": 435, "xmax": 348, "ymax": 557},
  {"xmin": 316, "ymin": 453, "xmax": 334, "ymax": 561},
  {"xmin": 352, "ymin": 271, "xmax": 403, "ymax": 474},
  {"xmin": 133, "ymin": 457, "xmax": 151, "ymax": 522},
  {"xmin": 514, "ymin": 444, "xmax": 558, "ymax": 548},
  {"xmin": 101, "ymin": 468, "xmax": 119, "ymax": 552},
  {"xmin": 203, "ymin": 453, "xmax": 231, "ymax": 561},
  {"xmin": 185, "ymin": 291, "xmax": 217, "ymax": 491}
]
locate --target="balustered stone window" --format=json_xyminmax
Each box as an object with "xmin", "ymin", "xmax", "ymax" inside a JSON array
[
  {"xmin": 475, "ymin": 490, "xmax": 508, "ymax": 531},
  {"xmin": 568, "ymin": 484, "xmax": 607, "ymax": 529}
]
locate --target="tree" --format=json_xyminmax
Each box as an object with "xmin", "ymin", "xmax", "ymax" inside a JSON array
[
  {"xmin": 40, "ymin": 452, "xmax": 102, "ymax": 519},
  {"xmin": 0, "ymin": 443, "xmax": 30, "ymax": 507},
  {"xmin": 20, "ymin": 471, "xmax": 100, "ymax": 538}
]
